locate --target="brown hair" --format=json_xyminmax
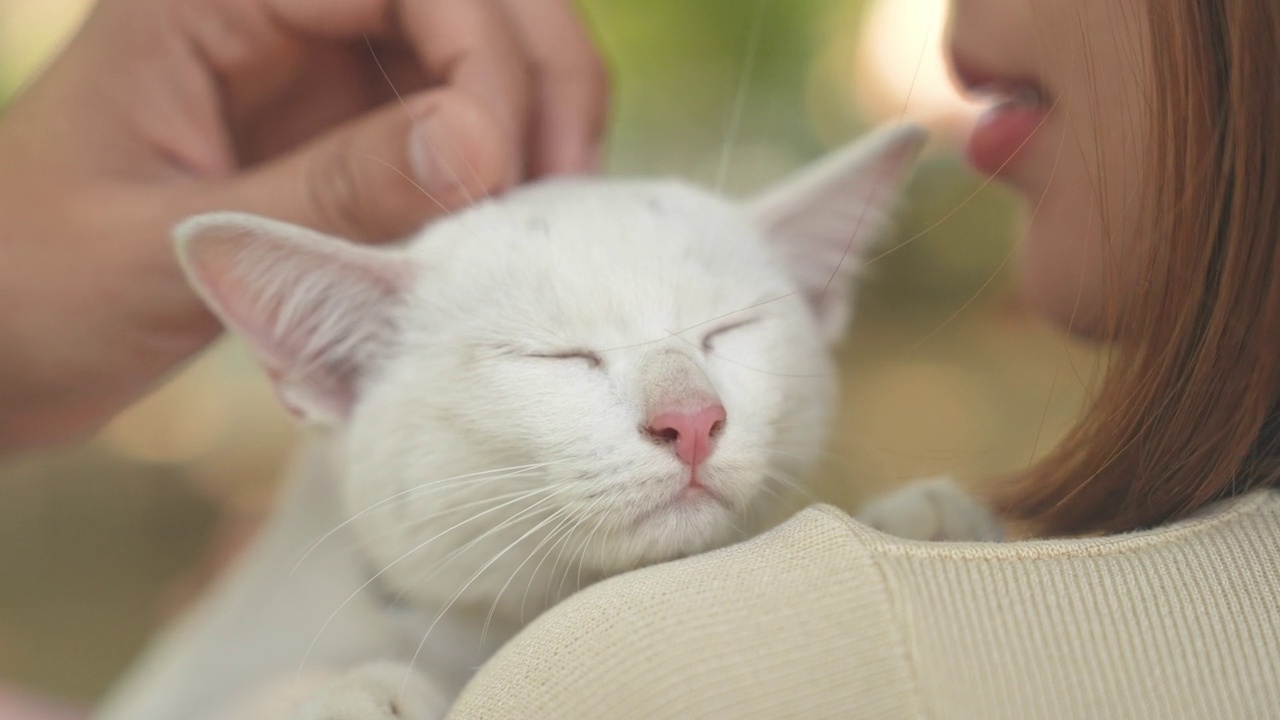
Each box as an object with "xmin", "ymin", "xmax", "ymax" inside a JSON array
[{"xmin": 1001, "ymin": 0, "xmax": 1280, "ymax": 536}]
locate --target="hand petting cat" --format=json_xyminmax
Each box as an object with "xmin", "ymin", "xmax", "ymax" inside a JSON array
[{"xmin": 0, "ymin": 0, "xmax": 608, "ymax": 454}]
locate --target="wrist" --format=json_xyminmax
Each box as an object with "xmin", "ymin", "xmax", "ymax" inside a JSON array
[
  {"xmin": 0, "ymin": 153, "xmax": 210, "ymax": 454},
  {"xmin": 0, "ymin": 192, "xmax": 116, "ymax": 452}
]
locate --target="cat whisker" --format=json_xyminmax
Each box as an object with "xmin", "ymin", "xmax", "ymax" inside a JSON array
[
  {"xmin": 714, "ymin": 0, "xmax": 768, "ymax": 192},
  {"xmin": 910, "ymin": 96, "xmax": 1066, "ymax": 351},
  {"xmin": 595, "ymin": 293, "xmax": 798, "ymax": 356},
  {"xmin": 291, "ymin": 461, "xmax": 563, "ymax": 574},
  {"xmin": 665, "ymin": 330, "xmax": 830, "ymax": 379},
  {"xmin": 520, "ymin": 517, "xmax": 581, "ymax": 623},
  {"xmin": 723, "ymin": 510, "xmax": 749, "ymax": 539},
  {"xmin": 355, "ymin": 482, "xmax": 565, "ymax": 542},
  {"xmin": 863, "ymin": 96, "xmax": 1061, "ymax": 272},
  {"xmin": 362, "ymin": 35, "xmax": 480, "ymax": 207},
  {"xmin": 387, "ymin": 483, "xmax": 580, "ymax": 606},
  {"xmin": 537, "ymin": 497, "xmax": 602, "ymax": 606},
  {"xmin": 758, "ymin": 467, "xmax": 819, "ymax": 505},
  {"xmin": 595, "ymin": 507, "xmax": 619, "ymax": 571},
  {"xmin": 552, "ymin": 495, "xmax": 616, "ymax": 603},
  {"xmin": 815, "ymin": 1, "xmax": 937, "ymax": 311},
  {"xmin": 539, "ymin": 518, "xmax": 586, "ymax": 608},
  {"xmin": 738, "ymin": 488, "xmax": 756, "ymax": 518},
  {"xmin": 753, "ymin": 481, "xmax": 791, "ymax": 509},
  {"xmin": 442, "ymin": 137, "xmax": 496, "ymax": 204},
  {"xmin": 311, "ymin": 481, "xmax": 566, "ymax": 562},
  {"xmin": 572, "ymin": 505, "xmax": 615, "ymax": 592},
  {"xmin": 297, "ymin": 484, "xmax": 562, "ymax": 677},
  {"xmin": 356, "ymin": 153, "xmax": 453, "ymax": 215},
  {"xmin": 551, "ymin": 517, "xmax": 592, "ymax": 603},
  {"xmin": 479, "ymin": 510, "xmax": 579, "ymax": 646},
  {"xmin": 403, "ymin": 506, "xmax": 579, "ymax": 695}
]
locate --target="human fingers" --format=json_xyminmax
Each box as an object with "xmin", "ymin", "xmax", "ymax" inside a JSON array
[
  {"xmin": 213, "ymin": 88, "xmax": 505, "ymax": 242},
  {"xmin": 265, "ymin": 0, "xmax": 533, "ymax": 184},
  {"xmin": 494, "ymin": 0, "xmax": 610, "ymax": 175}
]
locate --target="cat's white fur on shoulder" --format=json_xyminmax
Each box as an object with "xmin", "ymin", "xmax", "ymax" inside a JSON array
[{"xmin": 92, "ymin": 124, "xmax": 928, "ymax": 720}]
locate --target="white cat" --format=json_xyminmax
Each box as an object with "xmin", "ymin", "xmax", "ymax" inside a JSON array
[{"xmin": 93, "ymin": 124, "xmax": 947, "ymax": 720}]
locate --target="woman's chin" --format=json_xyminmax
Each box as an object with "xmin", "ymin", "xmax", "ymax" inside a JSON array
[
  {"xmin": 1013, "ymin": 204, "xmax": 1123, "ymax": 340},
  {"xmin": 1016, "ymin": 252, "xmax": 1107, "ymax": 340}
]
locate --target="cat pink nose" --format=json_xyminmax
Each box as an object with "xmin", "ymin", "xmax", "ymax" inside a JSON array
[{"xmin": 645, "ymin": 404, "xmax": 727, "ymax": 467}]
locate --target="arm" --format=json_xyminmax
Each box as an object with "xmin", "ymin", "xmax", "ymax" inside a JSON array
[{"xmin": 0, "ymin": 0, "xmax": 608, "ymax": 454}]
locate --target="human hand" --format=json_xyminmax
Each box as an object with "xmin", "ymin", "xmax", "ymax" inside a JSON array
[{"xmin": 0, "ymin": 0, "xmax": 608, "ymax": 452}]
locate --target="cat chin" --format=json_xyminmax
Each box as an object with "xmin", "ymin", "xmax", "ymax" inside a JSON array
[{"xmin": 603, "ymin": 500, "xmax": 747, "ymax": 570}]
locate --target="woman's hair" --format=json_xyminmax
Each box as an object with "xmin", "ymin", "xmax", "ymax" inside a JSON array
[{"xmin": 1002, "ymin": 0, "xmax": 1280, "ymax": 536}]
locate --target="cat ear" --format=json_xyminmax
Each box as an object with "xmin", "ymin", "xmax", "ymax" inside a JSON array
[
  {"xmin": 174, "ymin": 212, "xmax": 413, "ymax": 424},
  {"xmin": 749, "ymin": 124, "xmax": 927, "ymax": 341}
]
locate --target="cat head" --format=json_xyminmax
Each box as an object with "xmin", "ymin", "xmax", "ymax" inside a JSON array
[{"xmin": 175, "ymin": 124, "xmax": 925, "ymax": 597}]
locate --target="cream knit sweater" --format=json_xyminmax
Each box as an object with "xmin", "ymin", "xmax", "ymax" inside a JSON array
[{"xmin": 445, "ymin": 490, "xmax": 1280, "ymax": 719}]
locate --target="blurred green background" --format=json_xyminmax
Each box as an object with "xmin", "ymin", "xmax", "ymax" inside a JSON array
[{"xmin": 0, "ymin": 0, "xmax": 1101, "ymax": 707}]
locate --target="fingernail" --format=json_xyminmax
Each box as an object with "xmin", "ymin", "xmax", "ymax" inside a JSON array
[{"xmin": 408, "ymin": 115, "xmax": 456, "ymax": 195}]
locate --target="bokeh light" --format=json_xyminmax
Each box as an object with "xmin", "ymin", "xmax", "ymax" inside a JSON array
[{"xmin": 810, "ymin": 0, "xmax": 982, "ymax": 148}]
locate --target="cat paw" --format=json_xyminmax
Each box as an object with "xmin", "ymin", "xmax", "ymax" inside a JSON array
[
  {"xmin": 290, "ymin": 662, "xmax": 448, "ymax": 720},
  {"xmin": 856, "ymin": 476, "xmax": 1004, "ymax": 542}
]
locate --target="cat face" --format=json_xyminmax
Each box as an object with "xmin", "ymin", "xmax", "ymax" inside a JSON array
[
  {"xmin": 350, "ymin": 180, "xmax": 840, "ymax": 570},
  {"xmin": 175, "ymin": 124, "xmax": 924, "ymax": 606}
]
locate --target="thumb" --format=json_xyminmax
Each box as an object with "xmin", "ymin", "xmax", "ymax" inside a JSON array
[{"xmin": 214, "ymin": 90, "xmax": 514, "ymax": 242}]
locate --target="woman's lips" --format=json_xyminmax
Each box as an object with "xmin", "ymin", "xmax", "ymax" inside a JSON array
[
  {"xmin": 949, "ymin": 53, "xmax": 1050, "ymax": 177},
  {"xmin": 968, "ymin": 86, "xmax": 1048, "ymax": 177}
]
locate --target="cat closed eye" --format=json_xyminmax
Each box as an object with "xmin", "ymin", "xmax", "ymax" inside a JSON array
[
  {"xmin": 701, "ymin": 317, "xmax": 760, "ymax": 351},
  {"xmin": 526, "ymin": 350, "xmax": 605, "ymax": 369}
]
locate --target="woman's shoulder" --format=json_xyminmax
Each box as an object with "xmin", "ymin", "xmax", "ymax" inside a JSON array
[
  {"xmin": 834, "ymin": 487, "xmax": 1280, "ymax": 717},
  {"xmin": 446, "ymin": 507, "xmax": 918, "ymax": 719},
  {"xmin": 446, "ymin": 489, "xmax": 1280, "ymax": 719},
  {"xmin": 845, "ymin": 483, "xmax": 1280, "ymax": 562}
]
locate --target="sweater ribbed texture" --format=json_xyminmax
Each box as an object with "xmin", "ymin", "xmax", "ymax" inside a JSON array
[{"xmin": 447, "ymin": 491, "xmax": 1280, "ymax": 719}]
